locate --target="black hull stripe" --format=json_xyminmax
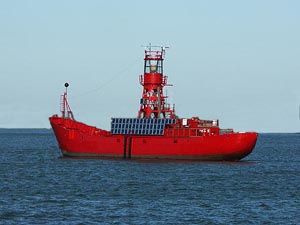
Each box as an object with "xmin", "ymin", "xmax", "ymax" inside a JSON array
[{"xmin": 61, "ymin": 150, "xmax": 250, "ymax": 161}]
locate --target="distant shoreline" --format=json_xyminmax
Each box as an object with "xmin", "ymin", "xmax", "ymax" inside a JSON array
[{"xmin": 0, "ymin": 128, "xmax": 52, "ymax": 130}]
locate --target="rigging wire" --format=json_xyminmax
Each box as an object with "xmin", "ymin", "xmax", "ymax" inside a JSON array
[{"xmin": 71, "ymin": 57, "xmax": 140, "ymax": 99}]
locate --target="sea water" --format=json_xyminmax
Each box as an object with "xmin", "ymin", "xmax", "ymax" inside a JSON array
[{"xmin": 0, "ymin": 130, "xmax": 299, "ymax": 224}]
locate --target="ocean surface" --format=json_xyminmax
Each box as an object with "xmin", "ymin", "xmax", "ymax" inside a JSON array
[{"xmin": 0, "ymin": 129, "xmax": 299, "ymax": 224}]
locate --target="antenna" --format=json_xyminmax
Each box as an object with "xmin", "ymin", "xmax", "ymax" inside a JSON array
[{"xmin": 141, "ymin": 44, "xmax": 170, "ymax": 52}]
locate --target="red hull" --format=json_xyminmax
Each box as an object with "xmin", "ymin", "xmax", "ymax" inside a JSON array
[{"xmin": 50, "ymin": 116, "xmax": 258, "ymax": 161}]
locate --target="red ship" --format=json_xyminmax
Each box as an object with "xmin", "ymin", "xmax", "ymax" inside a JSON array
[{"xmin": 49, "ymin": 46, "xmax": 258, "ymax": 161}]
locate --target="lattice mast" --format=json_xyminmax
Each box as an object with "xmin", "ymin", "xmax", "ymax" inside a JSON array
[{"xmin": 138, "ymin": 45, "xmax": 175, "ymax": 119}]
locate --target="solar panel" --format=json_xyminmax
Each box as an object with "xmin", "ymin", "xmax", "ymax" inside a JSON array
[{"xmin": 110, "ymin": 118, "xmax": 176, "ymax": 135}]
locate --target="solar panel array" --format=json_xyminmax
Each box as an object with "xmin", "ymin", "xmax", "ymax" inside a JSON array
[{"xmin": 111, "ymin": 118, "xmax": 176, "ymax": 135}]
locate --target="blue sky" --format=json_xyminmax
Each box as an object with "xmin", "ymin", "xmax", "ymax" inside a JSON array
[{"xmin": 0, "ymin": 0, "xmax": 300, "ymax": 132}]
